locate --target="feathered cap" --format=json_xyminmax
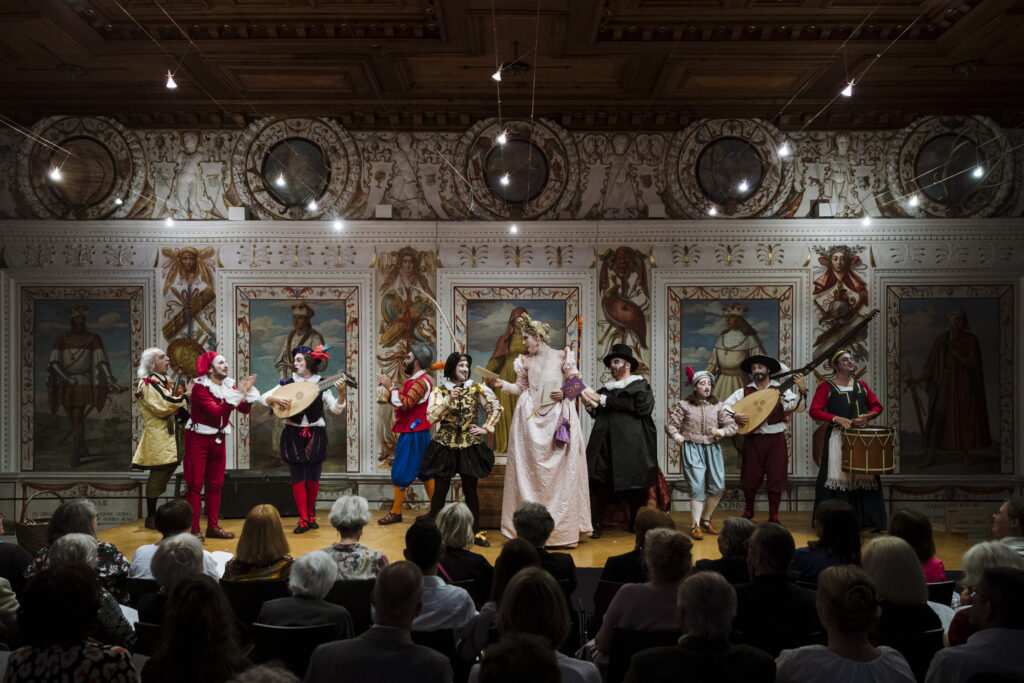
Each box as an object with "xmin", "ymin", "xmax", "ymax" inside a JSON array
[
  {"xmin": 294, "ymin": 343, "xmax": 331, "ymax": 360},
  {"xmin": 686, "ymin": 365, "xmax": 715, "ymax": 388}
]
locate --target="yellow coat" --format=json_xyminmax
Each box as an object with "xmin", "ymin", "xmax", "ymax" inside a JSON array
[{"xmin": 131, "ymin": 374, "xmax": 186, "ymax": 468}]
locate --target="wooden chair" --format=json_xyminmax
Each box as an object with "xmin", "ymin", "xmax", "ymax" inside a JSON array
[
  {"xmin": 134, "ymin": 621, "xmax": 163, "ymax": 656},
  {"xmin": 325, "ymin": 579, "xmax": 375, "ymax": 635},
  {"xmin": 556, "ymin": 578, "xmax": 586, "ymax": 657},
  {"xmin": 607, "ymin": 627, "xmax": 682, "ymax": 683},
  {"xmin": 926, "ymin": 580, "xmax": 956, "ymax": 606},
  {"xmin": 219, "ymin": 578, "xmax": 290, "ymax": 625},
  {"xmin": 126, "ymin": 577, "xmax": 161, "ymax": 609},
  {"xmin": 412, "ymin": 629, "xmax": 470, "ymax": 683},
  {"xmin": 249, "ymin": 622, "xmax": 341, "ymax": 678},
  {"xmin": 588, "ymin": 579, "xmax": 624, "ymax": 638}
]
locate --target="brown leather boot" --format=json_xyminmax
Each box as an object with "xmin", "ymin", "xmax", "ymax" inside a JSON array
[{"xmin": 206, "ymin": 525, "xmax": 235, "ymax": 540}]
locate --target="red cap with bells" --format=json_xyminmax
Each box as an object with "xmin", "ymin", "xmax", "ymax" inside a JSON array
[{"xmin": 195, "ymin": 351, "xmax": 223, "ymax": 376}]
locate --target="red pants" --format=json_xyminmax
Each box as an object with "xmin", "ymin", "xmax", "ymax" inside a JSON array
[
  {"xmin": 740, "ymin": 432, "xmax": 788, "ymax": 494},
  {"xmin": 184, "ymin": 430, "xmax": 227, "ymax": 531}
]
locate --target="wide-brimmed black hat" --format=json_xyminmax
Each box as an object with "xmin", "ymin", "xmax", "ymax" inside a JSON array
[
  {"xmin": 740, "ymin": 354, "xmax": 781, "ymax": 375},
  {"xmin": 603, "ymin": 343, "xmax": 639, "ymax": 372}
]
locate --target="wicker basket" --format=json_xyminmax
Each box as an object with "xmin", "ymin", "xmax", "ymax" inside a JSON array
[{"xmin": 16, "ymin": 490, "xmax": 65, "ymax": 556}]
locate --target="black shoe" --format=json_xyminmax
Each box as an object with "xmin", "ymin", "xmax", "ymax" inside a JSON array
[
  {"xmin": 294, "ymin": 520, "xmax": 312, "ymax": 534},
  {"xmin": 742, "ymin": 510, "xmax": 754, "ymax": 520},
  {"xmin": 308, "ymin": 518, "xmax": 319, "ymax": 530},
  {"xmin": 591, "ymin": 524, "xmax": 602, "ymax": 540},
  {"xmin": 473, "ymin": 532, "xmax": 491, "ymax": 548}
]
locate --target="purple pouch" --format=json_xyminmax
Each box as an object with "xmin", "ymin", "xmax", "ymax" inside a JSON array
[{"xmin": 554, "ymin": 418, "xmax": 570, "ymax": 445}]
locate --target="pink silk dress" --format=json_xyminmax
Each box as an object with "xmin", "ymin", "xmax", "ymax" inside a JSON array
[{"xmin": 500, "ymin": 347, "xmax": 593, "ymax": 546}]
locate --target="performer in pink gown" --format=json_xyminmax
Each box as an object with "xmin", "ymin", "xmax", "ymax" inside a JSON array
[{"xmin": 490, "ymin": 313, "xmax": 593, "ymax": 546}]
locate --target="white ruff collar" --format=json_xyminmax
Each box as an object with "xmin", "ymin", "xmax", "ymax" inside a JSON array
[
  {"xmin": 442, "ymin": 379, "xmax": 475, "ymax": 390},
  {"xmin": 604, "ymin": 374, "xmax": 644, "ymax": 391},
  {"xmin": 292, "ymin": 373, "xmax": 321, "ymax": 383},
  {"xmin": 196, "ymin": 376, "xmax": 241, "ymax": 400}
]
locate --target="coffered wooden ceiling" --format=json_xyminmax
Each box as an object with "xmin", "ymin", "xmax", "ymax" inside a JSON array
[{"xmin": 1, "ymin": 0, "xmax": 1021, "ymax": 131}]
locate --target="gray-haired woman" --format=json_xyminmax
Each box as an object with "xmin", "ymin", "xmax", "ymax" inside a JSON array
[
  {"xmin": 258, "ymin": 550, "xmax": 353, "ymax": 639},
  {"xmin": 322, "ymin": 495, "xmax": 389, "ymax": 579},
  {"xmin": 437, "ymin": 502, "xmax": 493, "ymax": 607}
]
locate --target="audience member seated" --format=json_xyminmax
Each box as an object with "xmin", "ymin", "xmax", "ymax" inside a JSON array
[
  {"xmin": 862, "ymin": 536, "xmax": 943, "ymax": 679},
  {"xmin": 791, "ymin": 499, "xmax": 861, "ymax": 584},
  {"xmin": 226, "ymin": 664, "xmax": 301, "ymax": 683},
  {"xmin": 478, "ymin": 634, "xmax": 560, "ymax": 683},
  {"xmin": 624, "ymin": 571, "xmax": 775, "ymax": 683},
  {"xmin": 0, "ymin": 513, "xmax": 32, "ymax": 595},
  {"xmin": 512, "ymin": 502, "xmax": 578, "ymax": 596},
  {"xmin": 594, "ymin": 528, "xmax": 693, "ymax": 669},
  {"xmin": 305, "ymin": 562, "xmax": 453, "ymax": 683},
  {"xmin": 694, "ymin": 516, "xmax": 755, "ymax": 584},
  {"xmin": 258, "ymin": 550, "xmax": 353, "ymax": 640},
  {"xmin": 223, "ymin": 504, "xmax": 293, "ymax": 582},
  {"xmin": 992, "ymin": 497, "xmax": 1024, "ymax": 558},
  {"xmin": 404, "ymin": 517, "xmax": 476, "ymax": 631},
  {"xmin": 733, "ymin": 522, "xmax": 822, "ymax": 656},
  {"xmin": 0, "ymin": 575, "xmax": 17, "ymax": 647},
  {"xmin": 5, "ymin": 566, "xmax": 138, "ymax": 682},
  {"xmin": 775, "ymin": 565, "xmax": 915, "ymax": 683},
  {"xmin": 456, "ymin": 538, "xmax": 540, "ymax": 661},
  {"xmin": 25, "ymin": 498, "xmax": 130, "ymax": 602},
  {"xmin": 138, "ymin": 532, "xmax": 205, "ymax": 624},
  {"xmin": 130, "ymin": 498, "xmax": 224, "ymax": 580},
  {"xmin": 947, "ymin": 542, "xmax": 1024, "ymax": 646},
  {"xmin": 436, "ymin": 502, "xmax": 493, "ymax": 607},
  {"xmin": 599, "ymin": 508, "xmax": 675, "ymax": 585},
  {"xmin": 889, "ymin": 508, "xmax": 946, "ymax": 583},
  {"xmin": 321, "ymin": 495, "xmax": 389, "ymax": 580},
  {"xmin": 48, "ymin": 532, "xmax": 136, "ymax": 650},
  {"xmin": 141, "ymin": 575, "xmax": 251, "ymax": 683},
  {"xmin": 925, "ymin": 567, "xmax": 1024, "ymax": 683},
  {"xmin": 468, "ymin": 567, "xmax": 600, "ymax": 683}
]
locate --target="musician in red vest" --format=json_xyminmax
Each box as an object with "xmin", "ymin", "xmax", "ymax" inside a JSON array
[
  {"xmin": 723, "ymin": 354, "xmax": 806, "ymax": 525},
  {"xmin": 375, "ymin": 343, "xmax": 436, "ymax": 525},
  {"xmin": 185, "ymin": 351, "xmax": 258, "ymax": 540}
]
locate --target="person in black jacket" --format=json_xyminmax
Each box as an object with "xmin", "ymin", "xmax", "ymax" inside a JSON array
[
  {"xmin": 436, "ymin": 502, "xmax": 493, "ymax": 607},
  {"xmin": 512, "ymin": 502, "xmax": 577, "ymax": 597},
  {"xmin": 694, "ymin": 516, "xmax": 756, "ymax": 585},
  {"xmin": 584, "ymin": 344, "xmax": 659, "ymax": 539}
]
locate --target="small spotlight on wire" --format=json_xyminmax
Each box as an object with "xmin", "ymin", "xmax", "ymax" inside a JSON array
[
  {"xmin": 500, "ymin": 173, "xmax": 510, "ymax": 186},
  {"xmin": 862, "ymin": 214, "xmax": 872, "ymax": 226},
  {"xmin": 114, "ymin": 198, "xmax": 123, "ymax": 206},
  {"xmin": 509, "ymin": 224, "xmax": 518, "ymax": 234},
  {"xmin": 708, "ymin": 207, "xmax": 718, "ymax": 216},
  {"xmin": 778, "ymin": 141, "xmax": 792, "ymax": 158},
  {"xmin": 166, "ymin": 71, "xmax": 178, "ymax": 89},
  {"xmin": 165, "ymin": 216, "xmax": 175, "ymax": 227},
  {"xmin": 909, "ymin": 194, "xmax": 920, "ymax": 207},
  {"xmin": 48, "ymin": 167, "xmax": 62, "ymax": 181},
  {"xmin": 307, "ymin": 199, "xmax": 318, "ymax": 212},
  {"xmin": 275, "ymin": 174, "xmax": 286, "ymax": 188},
  {"xmin": 496, "ymin": 131, "xmax": 508, "ymax": 145},
  {"xmin": 492, "ymin": 69, "xmax": 502, "ymax": 82},
  {"xmin": 332, "ymin": 219, "xmax": 343, "ymax": 231},
  {"xmin": 738, "ymin": 179, "xmax": 749, "ymax": 192},
  {"xmin": 841, "ymin": 81, "xmax": 854, "ymax": 97},
  {"xmin": 972, "ymin": 166, "xmax": 984, "ymax": 178}
]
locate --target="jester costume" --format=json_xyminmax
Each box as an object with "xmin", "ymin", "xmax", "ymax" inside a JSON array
[{"xmin": 131, "ymin": 371, "xmax": 187, "ymax": 525}]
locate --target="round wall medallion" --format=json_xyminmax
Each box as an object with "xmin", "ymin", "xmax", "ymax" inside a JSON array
[
  {"xmin": 667, "ymin": 119, "xmax": 793, "ymax": 218},
  {"xmin": 17, "ymin": 116, "xmax": 145, "ymax": 220},
  {"xmin": 886, "ymin": 116, "xmax": 1013, "ymax": 218},
  {"xmin": 232, "ymin": 117, "xmax": 359, "ymax": 219},
  {"xmin": 453, "ymin": 118, "xmax": 578, "ymax": 219}
]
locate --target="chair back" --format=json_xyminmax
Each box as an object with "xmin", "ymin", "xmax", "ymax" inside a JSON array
[
  {"xmin": 219, "ymin": 578, "xmax": 290, "ymax": 625},
  {"xmin": 325, "ymin": 579, "xmax": 375, "ymax": 634},
  {"xmin": 134, "ymin": 621, "xmax": 163, "ymax": 656},
  {"xmin": 412, "ymin": 630, "xmax": 469, "ymax": 683},
  {"xmin": 250, "ymin": 622, "xmax": 340, "ymax": 677},
  {"xmin": 588, "ymin": 580, "xmax": 625, "ymax": 638},
  {"xmin": 885, "ymin": 626, "xmax": 944, "ymax": 683},
  {"xmin": 926, "ymin": 581, "xmax": 955, "ymax": 606},
  {"xmin": 608, "ymin": 627, "xmax": 682, "ymax": 683},
  {"xmin": 126, "ymin": 577, "xmax": 161, "ymax": 608}
]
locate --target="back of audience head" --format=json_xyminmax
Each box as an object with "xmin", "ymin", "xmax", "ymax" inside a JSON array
[
  {"xmin": 479, "ymin": 634, "xmax": 560, "ymax": 683},
  {"xmin": 46, "ymin": 498, "xmax": 98, "ymax": 543},
  {"xmin": 227, "ymin": 663, "xmax": 300, "ymax": 683},
  {"xmin": 748, "ymin": 522, "xmax": 796, "ymax": 577},
  {"xmin": 20, "ymin": 565, "xmax": 100, "ymax": 647},
  {"xmin": 961, "ymin": 540, "xmax": 1024, "ymax": 588},
  {"xmin": 497, "ymin": 566, "xmax": 570, "ymax": 649},
  {"xmin": 811, "ymin": 499, "xmax": 861, "ymax": 564},
  {"xmin": 489, "ymin": 538, "xmax": 540, "ymax": 604},
  {"xmin": 236, "ymin": 504, "xmax": 290, "ymax": 565},
  {"xmin": 888, "ymin": 508, "xmax": 937, "ymax": 564},
  {"xmin": 972, "ymin": 567, "xmax": 1024, "ymax": 630},
  {"xmin": 290, "ymin": 550, "xmax": 338, "ymax": 599},
  {"xmin": 436, "ymin": 502, "xmax": 475, "ymax": 551},
  {"xmin": 633, "ymin": 507, "xmax": 675, "ymax": 550},
  {"xmin": 151, "ymin": 532, "xmax": 204, "ymax": 592},
  {"xmin": 155, "ymin": 498, "xmax": 194, "ymax": 539},
  {"xmin": 861, "ymin": 536, "xmax": 927, "ymax": 605},
  {"xmin": 373, "ymin": 561, "xmax": 423, "ymax": 626},
  {"xmin": 47, "ymin": 532, "xmax": 97, "ymax": 569},
  {"xmin": 404, "ymin": 517, "xmax": 443, "ymax": 571},
  {"xmin": 718, "ymin": 516, "xmax": 755, "ymax": 561},
  {"xmin": 512, "ymin": 502, "xmax": 554, "ymax": 548},
  {"xmin": 992, "ymin": 497, "xmax": 1024, "ymax": 540},
  {"xmin": 677, "ymin": 571, "xmax": 737, "ymax": 640},
  {"xmin": 815, "ymin": 565, "xmax": 880, "ymax": 636},
  {"xmin": 644, "ymin": 528, "xmax": 693, "ymax": 584},
  {"xmin": 329, "ymin": 495, "xmax": 371, "ymax": 539}
]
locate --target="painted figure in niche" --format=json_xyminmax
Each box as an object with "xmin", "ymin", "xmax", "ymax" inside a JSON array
[
  {"xmin": 908, "ymin": 309, "xmax": 991, "ymax": 468},
  {"xmin": 274, "ymin": 303, "xmax": 327, "ymax": 379},
  {"xmin": 485, "ymin": 306, "xmax": 530, "ymax": 454},
  {"xmin": 598, "ymin": 246, "xmax": 650, "ymax": 375},
  {"xmin": 386, "ymin": 132, "xmax": 431, "ymax": 219},
  {"xmin": 703, "ymin": 303, "xmax": 766, "ymax": 403},
  {"xmin": 47, "ymin": 304, "xmax": 123, "ymax": 467},
  {"xmin": 812, "ymin": 244, "xmax": 870, "ymax": 357}
]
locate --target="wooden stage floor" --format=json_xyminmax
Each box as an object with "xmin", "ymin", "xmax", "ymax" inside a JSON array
[{"xmin": 98, "ymin": 509, "xmax": 971, "ymax": 570}]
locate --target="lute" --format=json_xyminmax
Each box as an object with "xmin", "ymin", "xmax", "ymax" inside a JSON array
[{"xmin": 270, "ymin": 371, "xmax": 357, "ymax": 419}]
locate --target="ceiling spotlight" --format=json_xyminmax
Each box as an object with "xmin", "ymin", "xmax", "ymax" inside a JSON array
[
  {"xmin": 972, "ymin": 166, "xmax": 984, "ymax": 178},
  {"xmin": 862, "ymin": 214, "xmax": 871, "ymax": 226},
  {"xmin": 275, "ymin": 174, "xmax": 286, "ymax": 187},
  {"xmin": 492, "ymin": 69, "xmax": 502, "ymax": 82},
  {"xmin": 509, "ymin": 224, "xmax": 518, "ymax": 234},
  {"xmin": 164, "ymin": 216, "xmax": 174, "ymax": 227},
  {"xmin": 48, "ymin": 166, "xmax": 62, "ymax": 181},
  {"xmin": 307, "ymin": 199, "xmax": 318, "ymax": 212},
  {"xmin": 496, "ymin": 131, "xmax": 508, "ymax": 145},
  {"xmin": 909, "ymin": 194, "xmax": 920, "ymax": 207},
  {"xmin": 332, "ymin": 219, "xmax": 343, "ymax": 231},
  {"xmin": 778, "ymin": 141, "xmax": 792, "ymax": 157},
  {"xmin": 841, "ymin": 81, "xmax": 854, "ymax": 97},
  {"xmin": 114, "ymin": 197, "xmax": 123, "ymax": 206},
  {"xmin": 165, "ymin": 71, "xmax": 177, "ymax": 89},
  {"xmin": 738, "ymin": 179, "xmax": 749, "ymax": 192},
  {"xmin": 708, "ymin": 207, "xmax": 718, "ymax": 216},
  {"xmin": 500, "ymin": 173, "xmax": 510, "ymax": 186}
]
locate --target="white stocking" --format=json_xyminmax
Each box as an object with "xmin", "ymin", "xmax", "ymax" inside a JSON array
[
  {"xmin": 703, "ymin": 495, "xmax": 722, "ymax": 523},
  {"xmin": 690, "ymin": 498, "xmax": 704, "ymax": 528}
]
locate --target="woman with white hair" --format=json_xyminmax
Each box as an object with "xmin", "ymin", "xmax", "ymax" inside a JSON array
[
  {"xmin": 437, "ymin": 502, "xmax": 493, "ymax": 607},
  {"xmin": 322, "ymin": 495, "xmax": 389, "ymax": 579},
  {"xmin": 694, "ymin": 516, "xmax": 756, "ymax": 584},
  {"xmin": 947, "ymin": 540, "xmax": 1024, "ymax": 646},
  {"xmin": 48, "ymin": 533, "xmax": 136, "ymax": 650},
  {"xmin": 138, "ymin": 532, "xmax": 205, "ymax": 624},
  {"xmin": 258, "ymin": 550, "xmax": 353, "ymax": 639},
  {"xmin": 131, "ymin": 347, "xmax": 192, "ymax": 529}
]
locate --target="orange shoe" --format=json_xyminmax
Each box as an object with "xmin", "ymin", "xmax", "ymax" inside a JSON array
[
  {"xmin": 690, "ymin": 524, "xmax": 704, "ymax": 540},
  {"xmin": 700, "ymin": 519, "xmax": 719, "ymax": 535}
]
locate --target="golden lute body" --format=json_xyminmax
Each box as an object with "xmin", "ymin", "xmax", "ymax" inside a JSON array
[
  {"xmin": 270, "ymin": 371, "xmax": 355, "ymax": 419},
  {"xmin": 729, "ymin": 387, "xmax": 781, "ymax": 435}
]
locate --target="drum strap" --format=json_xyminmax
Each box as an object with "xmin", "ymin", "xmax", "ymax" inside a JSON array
[{"xmin": 825, "ymin": 429, "xmax": 877, "ymax": 491}]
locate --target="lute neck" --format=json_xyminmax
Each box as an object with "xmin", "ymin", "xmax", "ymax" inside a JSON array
[{"xmin": 316, "ymin": 372, "xmax": 348, "ymax": 392}]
